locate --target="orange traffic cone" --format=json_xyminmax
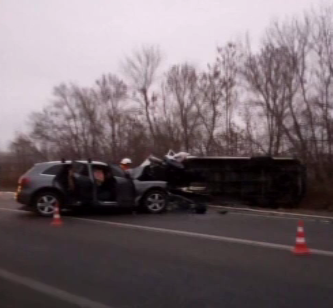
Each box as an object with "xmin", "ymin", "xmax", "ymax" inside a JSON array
[
  {"xmin": 293, "ymin": 220, "xmax": 310, "ymax": 255},
  {"xmin": 51, "ymin": 203, "xmax": 63, "ymax": 226}
]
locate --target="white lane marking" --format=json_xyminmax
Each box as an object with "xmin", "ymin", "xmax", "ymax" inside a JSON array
[
  {"xmin": 210, "ymin": 205, "xmax": 333, "ymax": 221},
  {"xmin": 0, "ymin": 192, "xmax": 15, "ymax": 200},
  {"xmin": 0, "ymin": 208, "xmax": 21, "ymax": 212},
  {"xmin": 229, "ymin": 212, "xmax": 301, "ymax": 221},
  {"xmin": 68, "ymin": 216, "xmax": 333, "ymax": 257},
  {"xmin": 1, "ymin": 207, "xmax": 333, "ymax": 257},
  {"xmin": 229, "ymin": 212, "xmax": 328, "ymax": 223},
  {"xmin": 0, "ymin": 268, "xmax": 114, "ymax": 308}
]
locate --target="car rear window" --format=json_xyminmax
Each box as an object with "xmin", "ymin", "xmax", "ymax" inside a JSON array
[{"xmin": 41, "ymin": 164, "xmax": 63, "ymax": 175}]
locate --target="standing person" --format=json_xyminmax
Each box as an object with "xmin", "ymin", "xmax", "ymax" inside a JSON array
[{"xmin": 120, "ymin": 158, "xmax": 132, "ymax": 171}]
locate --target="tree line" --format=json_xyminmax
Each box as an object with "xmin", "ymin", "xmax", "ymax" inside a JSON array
[{"xmin": 4, "ymin": 5, "xmax": 333, "ymax": 207}]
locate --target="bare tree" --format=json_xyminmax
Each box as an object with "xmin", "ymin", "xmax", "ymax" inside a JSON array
[
  {"xmin": 264, "ymin": 16, "xmax": 314, "ymax": 159},
  {"xmin": 311, "ymin": 5, "xmax": 333, "ymax": 160},
  {"xmin": 152, "ymin": 83, "xmax": 182, "ymax": 154},
  {"xmin": 95, "ymin": 74, "xmax": 128, "ymax": 161},
  {"xmin": 165, "ymin": 64, "xmax": 201, "ymax": 152},
  {"xmin": 243, "ymin": 44, "xmax": 291, "ymax": 155},
  {"xmin": 198, "ymin": 54, "xmax": 225, "ymax": 154},
  {"xmin": 29, "ymin": 84, "xmax": 104, "ymax": 159},
  {"xmin": 10, "ymin": 134, "xmax": 46, "ymax": 166},
  {"xmin": 199, "ymin": 43, "xmax": 240, "ymax": 155},
  {"xmin": 122, "ymin": 46, "xmax": 162, "ymax": 142}
]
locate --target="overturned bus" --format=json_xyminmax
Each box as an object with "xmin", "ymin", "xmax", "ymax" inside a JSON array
[{"xmin": 136, "ymin": 155, "xmax": 307, "ymax": 208}]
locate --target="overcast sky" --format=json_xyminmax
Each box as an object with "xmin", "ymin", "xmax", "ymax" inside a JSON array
[{"xmin": 0, "ymin": 0, "xmax": 321, "ymax": 149}]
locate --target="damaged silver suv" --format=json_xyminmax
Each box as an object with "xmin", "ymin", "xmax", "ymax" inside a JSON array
[{"xmin": 16, "ymin": 160, "xmax": 168, "ymax": 216}]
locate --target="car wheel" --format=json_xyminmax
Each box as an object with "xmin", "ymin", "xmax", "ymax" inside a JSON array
[
  {"xmin": 33, "ymin": 191, "xmax": 61, "ymax": 217},
  {"xmin": 142, "ymin": 190, "xmax": 168, "ymax": 214}
]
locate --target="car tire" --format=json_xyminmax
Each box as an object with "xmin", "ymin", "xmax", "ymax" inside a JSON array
[
  {"xmin": 142, "ymin": 190, "xmax": 168, "ymax": 214},
  {"xmin": 32, "ymin": 191, "xmax": 62, "ymax": 217}
]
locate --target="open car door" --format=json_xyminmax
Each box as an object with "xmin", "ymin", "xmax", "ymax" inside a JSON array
[
  {"xmin": 69, "ymin": 161, "xmax": 96, "ymax": 205},
  {"xmin": 110, "ymin": 164, "xmax": 135, "ymax": 208},
  {"xmin": 52, "ymin": 161, "xmax": 69, "ymax": 191}
]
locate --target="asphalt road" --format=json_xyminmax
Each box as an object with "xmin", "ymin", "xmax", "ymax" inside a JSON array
[{"xmin": 0, "ymin": 197, "xmax": 333, "ymax": 308}]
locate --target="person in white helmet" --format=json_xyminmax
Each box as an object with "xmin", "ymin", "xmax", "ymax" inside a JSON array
[{"xmin": 120, "ymin": 158, "xmax": 132, "ymax": 171}]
